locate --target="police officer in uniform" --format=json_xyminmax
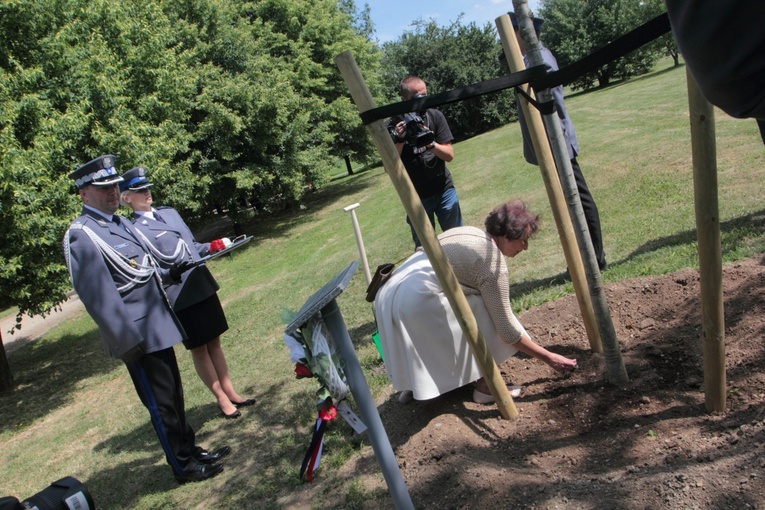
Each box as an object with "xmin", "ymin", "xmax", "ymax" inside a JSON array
[
  {"xmin": 62, "ymin": 155, "xmax": 230, "ymax": 484},
  {"xmin": 119, "ymin": 166, "xmax": 254, "ymax": 419}
]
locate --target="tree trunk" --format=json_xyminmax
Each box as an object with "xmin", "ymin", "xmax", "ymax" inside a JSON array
[
  {"xmin": 0, "ymin": 331, "xmax": 15, "ymax": 392},
  {"xmin": 500, "ymin": 5, "xmax": 628, "ymax": 384},
  {"xmin": 344, "ymin": 155, "xmax": 354, "ymax": 176}
]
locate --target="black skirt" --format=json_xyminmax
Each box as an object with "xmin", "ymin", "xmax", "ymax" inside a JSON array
[{"xmin": 176, "ymin": 294, "xmax": 229, "ymax": 350}]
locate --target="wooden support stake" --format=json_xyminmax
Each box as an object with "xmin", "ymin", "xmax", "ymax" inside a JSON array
[
  {"xmin": 343, "ymin": 203, "xmax": 372, "ymax": 286},
  {"xmin": 686, "ymin": 68, "xmax": 726, "ymax": 413},
  {"xmin": 335, "ymin": 50, "xmax": 518, "ymax": 420}
]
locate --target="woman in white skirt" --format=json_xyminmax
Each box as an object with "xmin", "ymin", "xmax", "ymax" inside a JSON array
[{"xmin": 374, "ymin": 201, "xmax": 577, "ymax": 404}]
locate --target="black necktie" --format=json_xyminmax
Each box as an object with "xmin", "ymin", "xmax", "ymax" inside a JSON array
[
  {"xmin": 153, "ymin": 211, "xmax": 165, "ymax": 223},
  {"xmin": 112, "ymin": 215, "xmax": 131, "ymax": 234}
]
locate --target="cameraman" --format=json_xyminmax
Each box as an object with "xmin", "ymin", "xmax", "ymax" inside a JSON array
[{"xmin": 393, "ymin": 75, "xmax": 463, "ymax": 248}]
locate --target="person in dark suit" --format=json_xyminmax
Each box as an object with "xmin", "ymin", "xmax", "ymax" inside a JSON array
[
  {"xmin": 664, "ymin": 0, "xmax": 765, "ymax": 123},
  {"xmin": 62, "ymin": 155, "xmax": 229, "ymax": 484},
  {"xmin": 663, "ymin": 0, "xmax": 765, "ymax": 144},
  {"xmin": 119, "ymin": 167, "xmax": 255, "ymax": 419},
  {"xmin": 500, "ymin": 13, "xmax": 608, "ymax": 271}
]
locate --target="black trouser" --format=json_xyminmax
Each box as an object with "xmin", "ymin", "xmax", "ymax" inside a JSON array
[
  {"xmin": 126, "ymin": 347, "xmax": 198, "ymax": 476},
  {"xmin": 571, "ymin": 158, "xmax": 606, "ymax": 268}
]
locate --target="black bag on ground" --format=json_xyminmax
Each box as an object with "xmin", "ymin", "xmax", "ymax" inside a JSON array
[{"xmin": 365, "ymin": 263, "xmax": 395, "ymax": 302}]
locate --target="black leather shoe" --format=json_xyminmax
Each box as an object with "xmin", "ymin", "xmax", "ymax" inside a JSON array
[
  {"xmin": 220, "ymin": 407, "xmax": 241, "ymax": 419},
  {"xmin": 194, "ymin": 446, "xmax": 231, "ymax": 464},
  {"xmin": 232, "ymin": 398, "xmax": 256, "ymax": 408},
  {"xmin": 175, "ymin": 463, "xmax": 224, "ymax": 484}
]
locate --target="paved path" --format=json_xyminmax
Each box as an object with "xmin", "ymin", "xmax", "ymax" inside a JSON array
[{"xmin": 1, "ymin": 294, "xmax": 84, "ymax": 353}]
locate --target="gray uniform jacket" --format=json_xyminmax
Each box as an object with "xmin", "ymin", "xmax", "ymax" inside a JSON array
[
  {"xmin": 63, "ymin": 208, "xmax": 186, "ymax": 359},
  {"xmin": 131, "ymin": 207, "xmax": 220, "ymax": 312},
  {"xmin": 517, "ymin": 45, "xmax": 579, "ymax": 165}
]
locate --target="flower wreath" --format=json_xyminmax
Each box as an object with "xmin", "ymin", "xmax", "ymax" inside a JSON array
[{"xmin": 282, "ymin": 310, "xmax": 352, "ymax": 482}]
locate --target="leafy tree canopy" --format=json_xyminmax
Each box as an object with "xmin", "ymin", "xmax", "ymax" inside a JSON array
[
  {"xmin": 537, "ymin": 0, "xmax": 661, "ymax": 90},
  {"xmin": 379, "ymin": 17, "xmax": 516, "ymax": 141},
  {"xmin": 0, "ymin": 0, "xmax": 380, "ymax": 320}
]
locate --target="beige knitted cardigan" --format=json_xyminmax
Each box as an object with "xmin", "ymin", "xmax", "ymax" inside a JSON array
[{"xmin": 436, "ymin": 226, "xmax": 524, "ymax": 345}]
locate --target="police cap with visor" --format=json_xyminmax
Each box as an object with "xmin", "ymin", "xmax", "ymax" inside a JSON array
[
  {"xmin": 69, "ymin": 155, "xmax": 123, "ymax": 189},
  {"xmin": 119, "ymin": 166, "xmax": 154, "ymax": 192}
]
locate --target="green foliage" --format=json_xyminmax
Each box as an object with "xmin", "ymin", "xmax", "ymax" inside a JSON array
[
  {"xmin": 380, "ymin": 17, "xmax": 516, "ymax": 141},
  {"xmin": 641, "ymin": 0, "xmax": 680, "ymax": 66},
  {"xmin": 0, "ymin": 153, "xmax": 74, "ymax": 317},
  {"xmin": 538, "ymin": 0, "xmax": 662, "ymax": 89},
  {"xmin": 0, "ymin": 0, "xmax": 381, "ymax": 318},
  {"xmin": 338, "ymin": 0, "xmax": 375, "ymax": 40}
]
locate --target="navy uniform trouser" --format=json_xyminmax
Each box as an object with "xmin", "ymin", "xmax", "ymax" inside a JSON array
[{"xmin": 125, "ymin": 347, "xmax": 198, "ymax": 476}]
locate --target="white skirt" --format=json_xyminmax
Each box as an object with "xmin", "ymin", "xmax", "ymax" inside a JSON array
[{"xmin": 374, "ymin": 251, "xmax": 520, "ymax": 401}]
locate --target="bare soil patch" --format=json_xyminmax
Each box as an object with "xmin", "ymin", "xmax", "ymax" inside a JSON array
[{"xmin": 373, "ymin": 257, "xmax": 765, "ymax": 509}]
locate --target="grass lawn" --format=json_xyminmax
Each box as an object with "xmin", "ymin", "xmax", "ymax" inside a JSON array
[{"xmin": 1, "ymin": 59, "xmax": 763, "ymax": 509}]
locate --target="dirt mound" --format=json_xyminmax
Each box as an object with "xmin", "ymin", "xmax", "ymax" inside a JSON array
[{"xmin": 376, "ymin": 257, "xmax": 765, "ymax": 509}]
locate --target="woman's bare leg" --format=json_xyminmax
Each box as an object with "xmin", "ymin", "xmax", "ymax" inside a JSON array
[
  {"xmin": 206, "ymin": 337, "xmax": 245, "ymax": 404},
  {"xmin": 190, "ymin": 340, "xmax": 237, "ymax": 415}
]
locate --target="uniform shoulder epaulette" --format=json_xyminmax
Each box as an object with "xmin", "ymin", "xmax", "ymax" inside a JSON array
[
  {"xmin": 69, "ymin": 222, "xmax": 84, "ymax": 230},
  {"xmin": 156, "ymin": 205, "xmax": 173, "ymax": 211}
]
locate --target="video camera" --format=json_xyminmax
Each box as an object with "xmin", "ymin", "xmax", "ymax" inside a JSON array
[
  {"xmin": 386, "ymin": 94, "xmax": 435, "ymax": 149},
  {"xmin": 0, "ymin": 477, "xmax": 94, "ymax": 510}
]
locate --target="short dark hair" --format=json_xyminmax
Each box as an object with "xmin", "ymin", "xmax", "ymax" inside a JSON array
[
  {"xmin": 400, "ymin": 75, "xmax": 425, "ymax": 98},
  {"xmin": 484, "ymin": 201, "xmax": 540, "ymax": 240}
]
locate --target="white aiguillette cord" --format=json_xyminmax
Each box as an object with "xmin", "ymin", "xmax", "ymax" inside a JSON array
[
  {"xmin": 64, "ymin": 224, "xmax": 155, "ymax": 293},
  {"xmin": 134, "ymin": 228, "xmax": 191, "ymax": 264}
]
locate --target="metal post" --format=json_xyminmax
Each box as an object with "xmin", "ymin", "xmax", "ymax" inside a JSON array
[{"xmin": 321, "ymin": 299, "xmax": 415, "ymax": 510}]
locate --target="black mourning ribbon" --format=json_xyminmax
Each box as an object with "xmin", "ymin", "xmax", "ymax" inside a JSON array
[
  {"xmin": 356, "ymin": 13, "xmax": 671, "ymax": 124},
  {"xmin": 514, "ymin": 85, "xmax": 556, "ymax": 116}
]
